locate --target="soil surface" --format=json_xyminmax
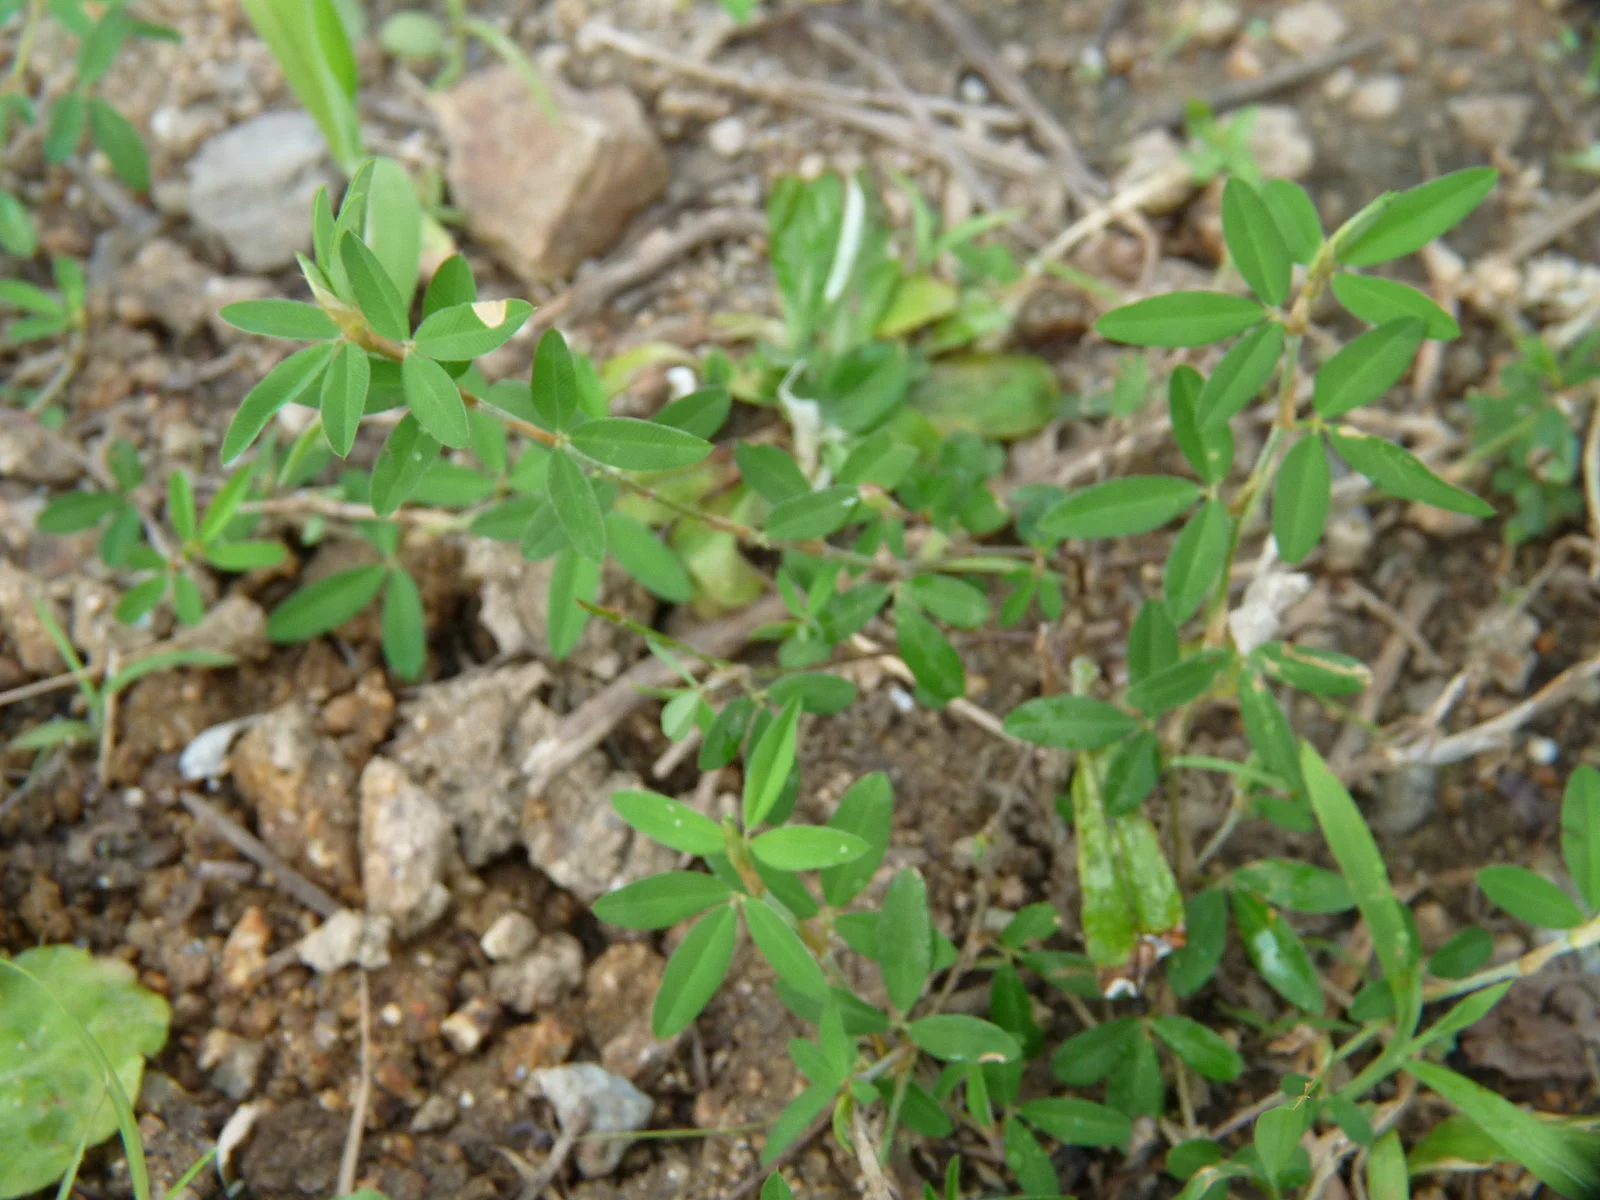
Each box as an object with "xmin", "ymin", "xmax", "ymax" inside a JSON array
[{"xmin": 4, "ymin": 1, "xmax": 1600, "ymax": 1198}]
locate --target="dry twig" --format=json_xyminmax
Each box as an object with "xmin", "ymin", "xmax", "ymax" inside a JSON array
[
  {"xmin": 178, "ymin": 790, "xmax": 341, "ymax": 918},
  {"xmin": 336, "ymin": 970, "xmax": 372, "ymax": 1197},
  {"xmin": 1140, "ymin": 33, "xmax": 1385, "ymax": 129}
]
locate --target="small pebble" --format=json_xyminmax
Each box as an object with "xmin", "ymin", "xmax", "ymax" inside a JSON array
[
  {"xmin": 706, "ymin": 115, "xmax": 747, "ymax": 158},
  {"xmin": 1528, "ymin": 736, "xmax": 1560, "ymax": 766},
  {"xmin": 481, "ymin": 911, "xmax": 538, "ymax": 962},
  {"xmin": 1189, "ymin": 1, "xmax": 1242, "ymax": 48},
  {"xmin": 1270, "ymin": 1, "xmax": 1347, "ymax": 56},
  {"xmin": 1348, "ymin": 75, "xmax": 1404, "ymax": 121},
  {"xmin": 957, "ymin": 73, "xmax": 990, "ymax": 105}
]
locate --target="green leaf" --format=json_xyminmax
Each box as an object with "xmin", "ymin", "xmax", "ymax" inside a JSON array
[
  {"xmin": 1313, "ymin": 319, "xmax": 1426, "ymax": 418},
  {"xmin": 1232, "ymin": 859, "xmax": 1355, "ymax": 914},
  {"xmin": 761, "ymin": 1174, "xmax": 795, "ymax": 1200},
  {"xmin": 593, "ymin": 871, "xmax": 732, "ymax": 929},
  {"xmin": 1166, "ymin": 1138, "xmax": 1225, "ymax": 1181},
  {"xmin": 87, "ymin": 100, "xmax": 149, "ymax": 194},
  {"xmin": 1476, "ymin": 864, "xmax": 1585, "ymax": 930},
  {"xmin": 1323, "ymin": 1095, "xmax": 1373, "ymax": 1147},
  {"xmin": 360, "ymin": 156, "xmax": 423, "ymax": 305},
  {"xmin": 0, "ymin": 188, "xmax": 36, "ymax": 256},
  {"xmin": 530, "ymin": 328, "xmax": 578, "ymax": 432},
  {"xmin": 422, "ymin": 254, "xmax": 476, "ymax": 317},
  {"xmin": 1329, "ymin": 427, "xmax": 1493, "ymax": 517},
  {"xmin": 1256, "ymin": 641, "xmax": 1371, "ymax": 696},
  {"xmin": 43, "ymin": 93, "xmax": 86, "ymax": 163},
  {"xmin": 239, "ymin": 0, "xmax": 363, "ymax": 172},
  {"xmin": 907, "ymin": 1014, "xmax": 1020, "ymax": 1063},
  {"xmin": 219, "ymin": 299, "xmax": 340, "ymax": 341},
  {"xmin": 1232, "ymin": 889, "xmax": 1322, "ymax": 1010},
  {"xmin": 172, "ymin": 573, "xmax": 204, "ymax": 625},
  {"xmin": 411, "ymin": 298, "xmax": 531, "ymax": 361},
  {"xmin": 547, "ymin": 548, "xmax": 600, "ymax": 660},
  {"xmin": 338, "ymin": 233, "xmax": 410, "ymax": 342},
  {"xmin": 1561, "ymin": 765, "xmax": 1600, "ymax": 911},
  {"xmin": 369, "ymin": 413, "xmax": 441, "ymax": 515},
  {"xmin": 1004, "ymin": 694, "xmax": 1138, "ymax": 750},
  {"xmin": 266, "ymin": 564, "xmax": 387, "ymax": 642},
  {"xmin": 114, "ymin": 575, "xmax": 167, "ymax": 624},
  {"xmin": 1338, "ymin": 168, "xmax": 1498, "ymax": 267},
  {"xmin": 203, "ymin": 540, "xmax": 287, "ymax": 572},
  {"xmin": 166, "ymin": 472, "xmax": 197, "ymax": 543},
  {"xmin": 1164, "ymin": 501, "xmax": 1233, "ymax": 623},
  {"xmin": 743, "ymin": 699, "xmax": 802, "ymax": 828},
  {"xmin": 319, "ymin": 342, "xmax": 370, "ymax": 457},
  {"xmin": 1052, "ymin": 1018, "xmax": 1139, "ymax": 1089},
  {"xmin": 1019, "ymin": 1097, "xmax": 1133, "ymax": 1149},
  {"xmin": 1330, "ymin": 274, "xmax": 1460, "ymax": 340},
  {"xmin": 904, "ymin": 575, "xmax": 990, "ymax": 629},
  {"xmin": 1366, "ymin": 1131, "xmax": 1408, "ymax": 1200},
  {"xmin": 570, "ymin": 418, "xmax": 713, "ymax": 472},
  {"xmin": 0, "ymin": 279, "xmax": 64, "ymax": 318},
  {"xmin": 381, "ymin": 569, "xmax": 425, "ymax": 680},
  {"xmin": 1222, "ymin": 178, "xmax": 1291, "ymax": 306},
  {"xmin": 1125, "ymin": 649, "xmax": 1230, "ymax": 717},
  {"xmin": 879, "ymin": 869, "xmax": 932, "ymax": 1014},
  {"xmin": 380, "ymin": 10, "xmax": 445, "ymax": 59},
  {"xmin": 1102, "ymin": 731, "xmax": 1161, "ymax": 818},
  {"xmin": 1038, "ymin": 476, "xmax": 1202, "ymax": 539},
  {"xmin": 1170, "ymin": 365, "xmax": 1234, "ymax": 485},
  {"xmin": 656, "ymin": 385, "xmax": 731, "ymax": 440},
  {"xmin": 1001, "ymin": 903, "xmax": 1060, "ymax": 949},
  {"xmin": 744, "ymin": 899, "xmax": 828, "ymax": 997},
  {"xmin": 765, "ymin": 486, "xmax": 861, "ymax": 541},
  {"xmin": 546, "ymin": 449, "xmax": 606, "ymax": 563},
  {"xmin": 610, "ymin": 789, "xmax": 724, "ymax": 857},
  {"xmin": 400, "ymin": 352, "xmax": 470, "ymax": 448},
  {"xmin": 1261, "ymin": 179, "xmax": 1322, "ymax": 265},
  {"xmin": 837, "ymin": 430, "xmax": 918, "ymax": 490},
  {"xmin": 1106, "ymin": 1030, "xmax": 1163, "ymax": 1120},
  {"xmin": 10, "ymin": 717, "xmax": 99, "ymax": 751},
  {"xmin": 1427, "ymin": 926, "xmax": 1492, "ymax": 979},
  {"xmin": 1254, "ymin": 1105, "xmax": 1307, "ymax": 1189},
  {"xmin": 766, "ymin": 674, "xmax": 854, "ymax": 717},
  {"xmin": 895, "ymin": 604, "xmax": 964, "ymax": 706},
  {"xmin": 1273, "ymin": 435, "xmax": 1330, "ymax": 564},
  {"xmin": 1095, "ymin": 292, "xmax": 1266, "ymax": 347},
  {"xmin": 603, "ymin": 513, "xmax": 692, "ymax": 602},
  {"xmin": 750, "ymin": 826, "xmax": 867, "ymax": 872},
  {"xmin": 820, "ymin": 773, "xmax": 892, "ymax": 907},
  {"xmin": 1407, "ymin": 1060, "xmax": 1600, "ymax": 1200},
  {"xmin": 1415, "ymin": 981, "xmax": 1513, "ymax": 1053},
  {"xmin": 1004, "ymin": 1116, "xmax": 1061, "ymax": 1197},
  {"xmin": 1199, "ymin": 321, "xmax": 1286, "ymax": 429},
  {"xmin": 1166, "ymin": 887, "xmax": 1227, "ymax": 996},
  {"xmin": 1301, "ymin": 744, "xmax": 1416, "ymax": 987},
  {"xmin": 1128, "ymin": 599, "xmax": 1179, "ymax": 685},
  {"xmin": 762, "ymin": 1081, "xmax": 835, "ymax": 1166},
  {"xmin": 652, "ymin": 904, "xmax": 737, "ymax": 1037},
  {"xmin": 1149, "ymin": 1016, "xmax": 1243, "ymax": 1082},
  {"xmin": 736, "ymin": 443, "xmax": 810, "ymax": 504},
  {"xmin": 37, "ymin": 491, "xmax": 122, "ymax": 534},
  {"xmin": 222, "ymin": 341, "xmax": 338, "ymax": 464}
]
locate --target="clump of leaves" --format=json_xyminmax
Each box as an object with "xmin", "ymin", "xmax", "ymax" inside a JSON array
[
  {"xmin": 1466, "ymin": 329, "xmax": 1599, "ymax": 543},
  {"xmin": 0, "ymin": 946, "xmax": 171, "ymax": 1200}
]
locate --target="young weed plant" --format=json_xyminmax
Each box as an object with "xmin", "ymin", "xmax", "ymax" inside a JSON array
[{"xmin": 19, "ymin": 145, "xmax": 1600, "ymax": 1197}]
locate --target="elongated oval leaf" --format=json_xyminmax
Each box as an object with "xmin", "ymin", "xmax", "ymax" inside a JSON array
[
  {"xmin": 1038, "ymin": 476, "xmax": 1203, "ymax": 539},
  {"xmin": 1095, "ymin": 292, "xmax": 1266, "ymax": 347},
  {"xmin": 879, "ymin": 868, "xmax": 931, "ymax": 1014},
  {"xmin": 1164, "ymin": 501, "xmax": 1233, "ymax": 623},
  {"xmin": 569, "ymin": 417, "xmax": 713, "ymax": 472},
  {"xmin": 1232, "ymin": 859, "xmax": 1354, "ymax": 914},
  {"xmin": 1476, "ymin": 864, "xmax": 1585, "ymax": 930},
  {"xmin": 743, "ymin": 699, "xmax": 801, "ymax": 829},
  {"xmin": 765, "ymin": 486, "xmax": 861, "ymax": 541},
  {"xmin": 381, "ymin": 568, "xmax": 426, "ymax": 680},
  {"xmin": 656, "ymin": 385, "xmax": 731, "ymax": 440},
  {"xmin": 338, "ymin": 232, "xmax": 410, "ymax": 341},
  {"xmin": 1338, "ymin": 168, "xmax": 1498, "ymax": 267},
  {"xmin": 907, "ymin": 1014, "xmax": 1021, "ymax": 1063},
  {"xmin": 1261, "ymin": 179, "xmax": 1322, "ymax": 265},
  {"xmin": 1313, "ymin": 319, "xmax": 1426, "ymax": 418},
  {"xmin": 1232, "ymin": 889, "xmax": 1323, "ymax": 1010},
  {"xmin": 1149, "ymin": 1015, "xmax": 1244, "ymax": 1081},
  {"xmin": 530, "ymin": 328, "xmax": 578, "ymax": 432},
  {"xmin": 905, "ymin": 575, "xmax": 990, "ymax": 629},
  {"xmin": 37, "ymin": 491, "xmax": 123, "ymax": 534},
  {"xmin": 895, "ymin": 604, "xmax": 964, "ymax": 706},
  {"xmin": 220, "ymin": 299, "xmax": 340, "ymax": 341},
  {"xmin": 370, "ymin": 413, "xmax": 442, "ymax": 515},
  {"xmin": 267, "ymin": 564, "xmax": 388, "ymax": 642},
  {"xmin": 1168, "ymin": 364, "xmax": 1234, "ymax": 484},
  {"xmin": 767, "ymin": 673, "xmax": 857, "ymax": 715},
  {"xmin": 1272, "ymin": 435, "xmax": 1330, "ymax": 564},
  {"xmin": 744, "ymin": 900, "xmax": 828, "ymax": 997},
  {"xmin": 1330, "ymin": 273, "xmax": 1460, "ymax": 340},
  {"xmin": 411, "ymin": 298, "xmax": 532, "ymax": 361},
  {"xmin": 1198, "ymin": 321, "xmax": 1286, "ymax": 428},
  {"xmin": 401, "ymin": 351, "xmax": 470, "ymax": 448},
  {"xmin": 222, "ymin": 341, "xmax": 338, "ymax": 464},
  {"xmin": 652, "ymin": 904, "xmax": 737, "ymax": 1037},
  {"xmin": 1562, "ymin": 765, "xmax": 1600, "ymax": 912},
  {"xmin": 820, "ymin": 773, "xmax": 892, "ymax": 908},
  {"xmin": 1222, "ymin": 179, "xmax": 1291, "ymax": 306},
  {"xmin": 320, "ymin": 341, "xmax": 371, "ymax": 456},
  {"xmin": 1166, "ymin": 887, "xmax": 1227, "ymax": 997},
  {"xmin": 1020, "ymin": 1096, "xmax": 1133, "ymax": 1148},
  {"xmin": 1125, "ymin": 649, "xmax": 1230, "ymax": 717},
  {"xmin": 89, "ymin": 98, "xmax": 148, "ymax": 191},
  {"xmin": 604, "ymin": 512, "xmax": 693, "ymax": 602},
  {"xmin": 547, "ymin": 548, "xmax": 601, "ymax": 660},
  {"xmin": 1004, "ymin": 694, "xmax": 1138, "ymax": 750},
  {"xmin": 613, "ymin": 788, "xmax": 725, "ymax": 856},
  {"xmin": 736, "ymin": 443, "xmax": 810, "ymax": 504},
  {"xmin": 1327, "ymin": 428, "xmax": 1494, "ymax": 517},
  {"xmin": 751, "ymin": 826, "xmax": 867, "ymax": 872},
  {"xmin": 1128, "ymin": 599, "xmax": 1179, "ymax": 685},
  {"xmin": 546, "ymin": 449, "xmax": 606, "ymax": 563}
]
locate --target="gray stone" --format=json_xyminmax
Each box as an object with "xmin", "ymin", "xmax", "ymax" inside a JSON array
[
  {"xmin": 1190, "ymin": 1, "xmax": 1242, "ymax": 47},
  {"xmin": 187, "ymin": 111, "xmax": 336, "ymax": 272},
  {"xmin": 1449, "ymin": 93, "xmax": 1536, "ymax": 155},
  {"xmin": 530, "ymin": 1062, "xmax": 654, "ymax": 1177},
  {"xmin": 481, "ymin": 911, "xmax": 539, "ymax": 962},
  {"xmin": 1270, "ymin": 2, "xmax": 1347, "ymax": 56},
  {"xmin": 433, "ymin": 70, "xmax": 669, "ymax": 283},
  {"xmin": 200, "ymin": 1030, "xmax": 264, "ymax": 1100},
  {"xmin": 523, "ymin": 764, "xmax": 677, "ymax": 904},
  {"xmin": 359, "ymin": 757, "xmax": 451, "ymax": 937},
  {"xmin": 113, "ymin": 238, "xmax": 217, "ymax": 337},
  {"xmin": 0, "ymin": 424, "xmax": 82, "ymax": 486},
  {"xmin": 295, "ymin": 909, "xmax": 393, "ymax": 973},
  {"xmin": 1348, "ymin": 75, "xmax": 1404, "ymax": 121},
  {"xmin": 1246, "ymin": 106, "xmax": 1315, "ymax": 181},
  {"xmin": 1374, "ymin": 765, "xmax": 1437, "ymax": 837},
  {"xmin": 490, "ymin": 933, "xmax": 585, "ymax": 1014}
]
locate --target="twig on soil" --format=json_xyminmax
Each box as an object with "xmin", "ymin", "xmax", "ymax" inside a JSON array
[
  {"xmin": 806, "ymin": 19, "xmax": 1001, "ymax": 213},
  {"xmin": 1328, "ymin": 583, "xmax": 1444, "ymax": 774},
  {"xmin": 336, "ymin": 969, "xmax": 372, "ymax": 1197},
  {"xmin": 1425, "ymin": 904, "xmax": 1600, "ymax": 1003},
  {"xmin": 916, "ymin": 0, "xmax": 1106, "ymax": 206},
  {"xmin": 177, "ymin": 790, "xmax": 341, "ymax": 918},
  {"xmin": 238, "ymin": 494, "xmax": 465, "ymax": 530},
  {"xmin": 501, "ymin": 1100, "xmax": 588, "ymax": 1200},
  {"xmin": 528, "ymin": 206, "xmax": 769, "ymax": 336},
  {"xmin": 580, "ymin": 22, "xmax": 1046, "ymax": 182},
  {"xmin": 1029, "ymin": 162, "xmax": 1194, "ymax": 270},
  {"xmin": 1499, "ymin": 183, "xmax": 1600, "ymax": 266},
  {"xmin": 849, "ymin": 1107, "xmax": 897, "ymax": 1200},
  {"xmin": 521, "ymin": 596, "xmax": 788, "ymax": 794},
  {"xmin": 1140, "ymin": 33, "xmax": 1385, "ymax": 129},
  {"xmin": 725, "ymin": 1110, "xmax": 832, "ymax": 1200},
  {"xmin": 1382, "ymin": 651, "xmax": 1600, "ymax": 769},
  {"xmin": 846, "ymin": 631, "xmax": 1013, "ymax": 742}
]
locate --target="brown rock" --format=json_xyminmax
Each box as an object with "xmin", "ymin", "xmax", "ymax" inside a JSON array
[
  {"xmin": 489, "ymin": 933, "xmax": 585, "ymax": 1014},
  {"xmin": 1270, "ymin": 2, "xmax": 1347, "ymax": 56},
  {"xmin": 433, "ymin": 70, "xmax": 669, "ymax": 283},
  {"xmin": 114, "ymin": 238, "xmax": 217, "ymax": 337},
  {"xmin": 221, "ymin": 905, "xmax": 271, "ymax": 992},
  {"xmin": 0, "ymin": 563, "xmax": 67, "ymax": 674},
  {"xmin": 499, "ymin": 1015, "xmax": 579, "ymax": 1086},
  {"xmin": 359, "ymin": 756, "xmax": 451, "ymax": 938},
  {"xmin": 583, "ymin": 943, "xmax": 665, "ymax": 1049},
  {"xmin": 232, "ymin": 703, "xmax": 360, "ymax": 895},
  {"xmin": 1449, "ymin": 93, "xmax": 1535, "ymax": 156}
]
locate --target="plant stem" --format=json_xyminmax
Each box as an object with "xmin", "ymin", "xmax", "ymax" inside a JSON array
[
  {"xmin": 1423, "ymin": 908, "xmax": 1600, "ymax": 1002},
  {"xmin": 2, "ymin": 0, "xmax": 45, "ymax": 97}
]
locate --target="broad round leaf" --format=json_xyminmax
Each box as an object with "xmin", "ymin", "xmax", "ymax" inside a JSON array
[
  {"xmin": 613, "ymin": 788, "xmax": 725, "ymax": 856},
  {"xmin": 1222, "ymin": 178, "xmax": 1291, "ymax": 306},
  {"xmin": 751, "ymin": 826, "xmax": 868, "ymax": 872},
  {"xmin": 1313, "ymin": 319, "xmax": 1426, "ymax": 418},
  {"xmin": 266, "ymin": 564, "xmax": 388, "ymax": 643},
  {"xmin": 1038, "ymin": 476, "xmax": 1202, "ymax": 539},
  {"xmin": 1330, "ymin": 273, "xmax": 1460, "ymax": 340},
  {"xmin": 1273, "ymin": 435, "xmax": 1331, "ymax": 564},
  {"xmin": 907, "ymin": 1014, "xmax": 1021, "ymax": 1063},
  {"xmin": 652, "ymin": 904, "xmax": 737, "ymax": 1037},
  {"xmin": 1476, "ymin": 864, "xmax": 1585, "ymax": 930},
  {"xmin": 1004, "ymin": 694, "xmax": 1139, "ymax": 750},
  {"xmin": 569, "ymin": 417, "xmax": 713, "ymax": 472},
  {"xmin": 1095, "ymin": 292, "xmax": 1266, "ymax": 347},
  {"xmin": 1338, "ymin": 168, "xmax": 1498, "ymax": 267}
]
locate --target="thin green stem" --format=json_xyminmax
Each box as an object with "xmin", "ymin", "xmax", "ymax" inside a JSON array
[
  {"xmin": 1423, "ymin": 908, "xmax": 1600, "ymax": 1003},
  {"xmin": 2, "ymin": 0, "xmax": 46, "ymax": 97}
]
